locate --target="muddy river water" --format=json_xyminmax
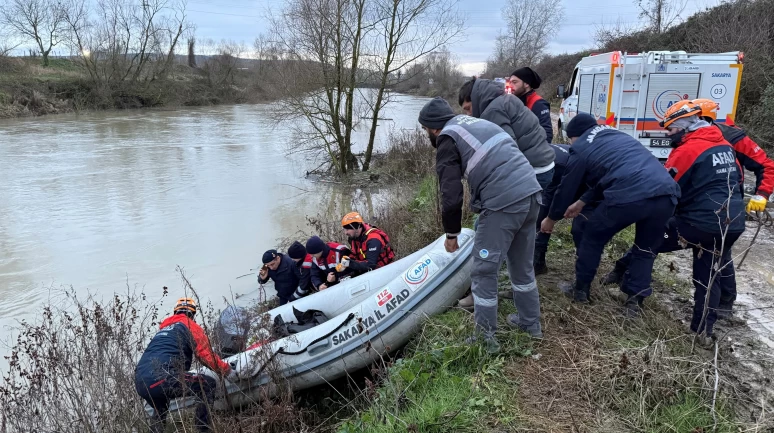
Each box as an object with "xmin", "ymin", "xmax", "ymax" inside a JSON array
[{"xmin": 0, "ymin": 94, "xmax": 430, "ymax": 336}]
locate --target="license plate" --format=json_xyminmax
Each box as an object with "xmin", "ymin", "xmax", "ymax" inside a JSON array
[{"xmin": 650, "ymin": 138, "xmax": 672, "ymax": 147}]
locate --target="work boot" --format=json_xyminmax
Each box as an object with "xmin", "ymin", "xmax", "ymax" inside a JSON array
[
  {"xmin": 534, "ymin": 250, "xmax": 548, "ymax": 275},
  {"xmin": 464, "ymin": 335, "xmax": 500, "ymax": 354},
  {"xmin": 694, "ymin": 333, "xmax": 716, "ymax": 350},
  {"xmin": 457, "ymin": 294, "xmax": 474, "ymax": 311},
  {"xmin": 506, "ymin": 313, "xmax": 543, "ymax": 339},
  {"xmin": 559, "ymin": 281, "xmax": 590, "ymax": 303},
  {"xmin": 623, "ymin": 295, "xmax": 645, "ymax": 318},
  {"xmin": 715, "ymin": 302, "xmax": 734, "ymax": 320},
  {"xmin": 601, "ymin": 263, "xmax": 627, "ymax": 286}
]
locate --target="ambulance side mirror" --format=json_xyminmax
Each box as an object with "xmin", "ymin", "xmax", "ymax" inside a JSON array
[{"xmin": 556, "ymin": 84, "xmax": 566, "ymax": 99}]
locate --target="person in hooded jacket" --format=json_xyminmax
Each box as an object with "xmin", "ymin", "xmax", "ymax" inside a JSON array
[
  {"xmin": 135, "ymin": 297, "xmax": 235, "ymax": 433},
  {"xmin": 418, "ymin": 96, "xmax": 544, "ymax": 353},
  {"xmin": 457, "ymin": 77, "xmax": 555, "ymax": 310},
  {"xmin": 603, "ymin": 101, "xmax": 745, "ymax": 345},
  {"xmin": 458, "ymin": 77, "xmax": 555, "ymax": 189},
  {"xmin": 509, "ymin": 67, "xmax": 553, "ymax": 143},
  {"xmin": 540, "ymin": 113, "xmax": 680, "ymax": 316}
]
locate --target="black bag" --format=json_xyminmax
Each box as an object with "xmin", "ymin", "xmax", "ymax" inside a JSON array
[{"xmin": 272, "ymin": 307, "xmax": 330, "ymax": 338}]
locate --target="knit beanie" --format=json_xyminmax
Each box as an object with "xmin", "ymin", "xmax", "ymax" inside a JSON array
[
  {"xmin": 511, "ymin": 67, "xmax": 542, "ymax": 89},
  {"xmin": 565, "ymin": 113, "xmax": 599, "ymax": 138},
  {"xmin": 418, "ymin": 97, "xmax": 456, "ymax": 130},
  {"xmin": 287, "ymin": 241, "xmax": 307, "ymax": 260},
  {"xmin": 305, "ymin": 236, "xmax": 326, "ymax": 255}
]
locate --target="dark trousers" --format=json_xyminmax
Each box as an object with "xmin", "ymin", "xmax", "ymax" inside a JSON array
[
  {"xmin": 570, "ymin": 207, "xmax": 593, "ymax": 251},
  {"xmin": 575, "ymin": 195, "xmax": 676, "ymax": 296},
  {"xmin": 135, "ymin": 373, "xmax": 217, "ymax": 433},
  {"xmin": 533, "ymin": 168, "xmax": 556, "ymax": 253},
  {"xmin": 617, "ymin": 218, "xmax": 742, "ymax": 336}
]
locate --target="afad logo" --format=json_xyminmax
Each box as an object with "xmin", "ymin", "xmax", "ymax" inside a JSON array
[
  {"xmin": 652, "ymin": 90, "xmax": 689, "ymax": 120},
  {"xmin": 405, "ymin": 258, "xmax": 433, "ymax": 287}
]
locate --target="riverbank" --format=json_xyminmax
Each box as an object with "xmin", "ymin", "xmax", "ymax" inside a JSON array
[
  {"xmin": 0, "ymin": 57, "xmax": 276, "ymax": 119},
  {"xmin": 2, "ymin": 123, "xmax": 773, "ymax": 431}
]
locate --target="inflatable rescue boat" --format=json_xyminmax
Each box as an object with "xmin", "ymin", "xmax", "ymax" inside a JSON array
[{"xmin": 172, "ymin": 228, "xmax": 474, "ymax": 411}]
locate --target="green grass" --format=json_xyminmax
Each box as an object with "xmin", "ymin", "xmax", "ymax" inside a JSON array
[
  {"xmin": 337, "ymin": 311, "xmax": 527, "ymax": 433},
  {"xmin": 646, "ymin": 393, "xmax": 737, "ymax": 433}
]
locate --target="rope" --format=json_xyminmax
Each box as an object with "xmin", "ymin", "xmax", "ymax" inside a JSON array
[{"xmin": 278, "ymin": 312, "xmax": 356, "ymax": 356}]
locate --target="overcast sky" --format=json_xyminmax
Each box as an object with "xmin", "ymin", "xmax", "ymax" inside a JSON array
[
  {"xmin": 186, "ymin": 0, "xmax": 722, "ymax": 75},
  {"xmin": 7, "ymin": 0, "xmax": 722, "ymax": 74}
]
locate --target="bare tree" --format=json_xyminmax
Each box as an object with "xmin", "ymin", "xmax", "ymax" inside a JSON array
[
  {"xmin": 0, "ymin": 0, "xmax": 69, "ymax": 66},
  {"xmin": 636, "ymin": 0, "xmax": 687, "ymax": 34},
  {"xmin": 269, "ymin": 0, "xmax": 370, "ymax": 174},
  {"xmin": 485, "ymin": 0, "xmax": 564, "ymax": 76},
  {"xmin": 359, "ymin": 0, "xmax": 462, "ymax": 171},
  {"xmin": 201, "ymin": 40, "xmax": 246, "ymax": 87},
  {"xmin": 593, "ymin": 17, "xmax": 641, "ymax": 49},
  {"xmin": 61, "ymin": 0, "xmax": 190, "ymax": 87}
]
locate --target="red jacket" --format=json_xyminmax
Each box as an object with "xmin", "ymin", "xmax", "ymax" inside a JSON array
[
  {"xmin": 136, "ymin": 313, "xmax": 230, "ymax": 383},
  {"xmin": 664, "ymin": 126, "xmax": 745, "ymax": 233},
  {"xmin": 348, "ymin": 224, "xmax": 395, "ymax": 273},
  {"xmin": 717, "ymin": 120, "xmax": 774, "ymax": 197}
]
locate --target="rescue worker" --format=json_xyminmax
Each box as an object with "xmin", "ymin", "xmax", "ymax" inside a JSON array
[
  {"xmin": 258, "ymin": 249, "xmax": 305, "ymax": 305},
  {"xmin": 693, "ymin": 98, "xmax": 773, "ymax": 212},
  {"xmin": 287, "ymin": 241, "xmax": 314, "ymax": 299},
  {"xmin": 305, "ymin": 235, "xmax": 353, "ymax": 291},
  {"xmin": 509, "ymin": 67, "xmax": 553, "ymax": 143},
  {"xmin": 604, "ymin": 102, "xmax": 745, "ymax": 343},
  {"xmin": 605, "ymin": 99, "xmax": 771, "ymax": 319},
  {"xmin": 457, "ymin": 77, "xmax": 555, "ymax": 310},
  {"xmin": 338, "ymin": 212, "xmax": 395, "ymax": 275},
  {"xmin": 540, "ymin": 113, "xmax": 680, "ymax": 315},
  {"xmin": 419, "ymin": 97, "xmax": 544, "ymax": 353},
  {"xmin": 134, "ymin": 297, "xmax": 235, "ymax": 433}
]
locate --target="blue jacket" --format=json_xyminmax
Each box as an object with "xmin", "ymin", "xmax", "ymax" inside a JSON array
[
  {"xmin": 259, "ymin": 253, "xmax": 300, "ymax": 304},
  {"xmin": 549, "ymin": 126, "xmax": 680, "ymax": 221}
]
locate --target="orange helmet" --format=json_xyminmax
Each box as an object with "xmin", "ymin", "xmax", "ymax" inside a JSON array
[
  {"xmin": 341, "ymin": 211, "xmax": 364, "ymax": 228},
  {"xmin": 174, "ymin": 297, "xmax": 197, "ymax": 316},
  {"xmin": 660, "ymin": 100, "xmax": 702, "ymax": 128},
  {"xmin": 693, "ymin": 98, "xmax": 719, "ymax": 121}
]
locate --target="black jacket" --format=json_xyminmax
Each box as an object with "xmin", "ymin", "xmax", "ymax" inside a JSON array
[
  {"xmin": 259, "ymin": 254, "xmax": 300, "ymax": 304},
  {"xmin": 519, "ymin": 90, "xmax": 553, "ymax": 143}
]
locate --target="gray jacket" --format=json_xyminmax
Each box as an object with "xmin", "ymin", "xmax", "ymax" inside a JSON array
[
  {"xmin": 436, "ymin": 115, "xmax": 541, "ymax": 234},
  {"xmin": 471, "ymin": 79, "xmax": 555, "ymax": 170}
]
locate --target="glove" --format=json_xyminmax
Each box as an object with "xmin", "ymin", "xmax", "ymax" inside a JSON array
[
  {"xmin": 747, "ymin": 195, "xmax": 768, "ymax": 213},
  {"xmin": 336, "ymin": 256, "xmax": 350, "ymax": 272}
]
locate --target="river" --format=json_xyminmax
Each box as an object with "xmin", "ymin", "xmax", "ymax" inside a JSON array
[{"xmin": 0, "ymin": 92, "xmax": 430, "ymax": 339}]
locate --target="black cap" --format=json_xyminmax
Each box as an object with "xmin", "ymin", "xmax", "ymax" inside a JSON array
[
  {"xmin": 262, "ymin": 249, "xmax": 278, "ymax": 264},
  {"xmin": 418, "ymin": 97, "xmax": 456, "ymax": 130},
  {"xmin": 287, "ymin": 241, "xmax": 307, "ymax": 260},
  {"xmin": 565, "ymin": 113, "xmax": 599, "ymax": 138},
  {"xmin": 510, "ymin": 67, "xmax": 542, "ymax": 89}
]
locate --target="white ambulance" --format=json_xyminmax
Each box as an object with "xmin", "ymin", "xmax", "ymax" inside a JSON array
[{"xmin": 556, "ymin": 50, "xmax": 744, "ymax": 159}]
